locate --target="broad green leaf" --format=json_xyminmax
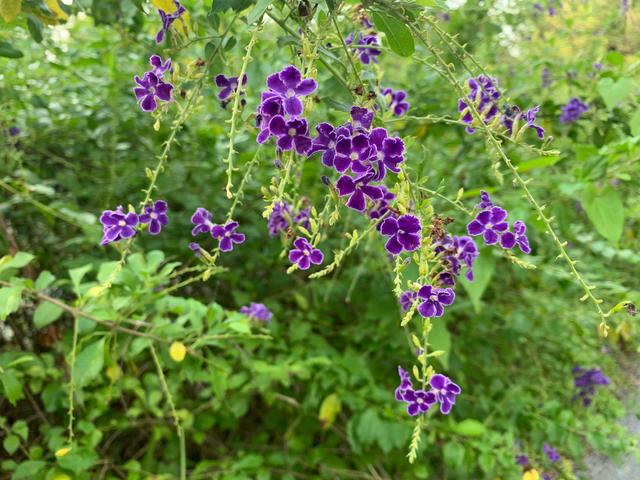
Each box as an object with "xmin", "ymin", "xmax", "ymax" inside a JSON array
[
  {"xmin": 629, "ymin": 109, "xmax": 640, "ymax": 137},
  {"xmin": 44, "ymin": 0, "xmax": 68, "ymax": 19},
  {"xmin": 12, "ymin": 460, "xmax": 47, "ymax": 479},
  {"xmin": 582, "ymin": 184, "xmax": 624, "ymax": 245},
  {"xmin": 0, "ymin": 370, "xmax": 23, "ymax": 405},
  {"xmin": 68, "ymin": 264, "xmax": 92, "ymax": 296},
  {"xmin": 370, "ymin": 11, "xmax": 415, "ymax": 57},
  {"xmin": 211, "ymin": 0, "xmax": 254, "ymax": 14},
  {"xmin": 27, "ymin": 15, "xmax": 43, "ymax": 42},
  {"xmin": 0, "ymin": 286, "xmax": 23, "ymax": 320},
  {"xmin": 57, "ymin": 447, "xmax": 99, "ymax": 473},
  {"xmin": 597, "ymin": 77, "xmax": 635, "ymax": 110},
  {"xmin": 0, "ymin": 40, "xmax": 22, "ymax": 58},
  {"xmin": 33, "ymin": 302, "xmax": 64, "ymax": 329},
  {"xmin": 35, "ymin": 270, "xmax": 55, "ymax": 291},
  {"xmin": 429, "ymin": 318, "xmax": 451, "ymax": 369},
  {"xmin": 460, "ymin": 250, "xmax": 496, "ymax": 312},
  {"xmin": 72, "ymin": 338, "xmax": 106, "ymax": 387},
  {"xmin": 0, "ymin": 252, "xmax": 34, "ymax": 274},
  {"xmin": 0, "ymin": 0, "xmax": 21, "ymax": 22},
  {"xmin": 318, "ymin": 393, "xmax": 341, "ymax": 429},
  {"xmin": 246, "ymin": 0, "xmax": 271, "ymax": 25},
  {"xmin": 518, "ymin": 155, "xmax": 560, "ymax": 172},
  {"xmin": 2, "ymin": 434, "xmax": 19, "ymax": 455},
  {"xmin": 452, "ymin": 418, "xmax": 487, "ymax": 437},
  {"xmin": 11, "ymin": 419, "xmax": 28, "ymax": 440}
]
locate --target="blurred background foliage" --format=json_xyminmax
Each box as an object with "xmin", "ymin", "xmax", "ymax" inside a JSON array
[{"xmin": 0, "ymin": 0, "xmax": 639, "ymax": 478}]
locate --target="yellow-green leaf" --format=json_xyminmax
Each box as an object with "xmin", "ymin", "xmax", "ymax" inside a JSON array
[
  {"xmin": 0, "ymin": 0, "xmax": 21, "ymax": 22},
  {"xmin": 318, "ymin": 393, "xmax": 341, "ymax": 429},
  {"xmin": 44, "ymin": 0, "xmax": 68, "ymax": 20}
]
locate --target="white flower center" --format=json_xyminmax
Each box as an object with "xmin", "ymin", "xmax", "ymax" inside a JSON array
[
  {"xmin": 328, "ymin": 141, "xmax": 335, "ymax": 149},
  {"xmin": 118, "ymin": 220, "xmax": 126, "ymax": 227},
  {"xmin": 288, "ymin": 128, "xmax": 297, "ymax": 137},
  {"xmin": 303, "ymin": 250, "xmax": 310, "ymax": 255},
  {"xmin": 286, "ymin": 88, "xmax": 296, "ymax": 98},
  {"xmin": 353, "ymin": 121, "xmax": 361, "ymax": 129},
  {"xmin": 377, "ymin": 151, "xmax": 384, "ymax": 161},
  {"xmin": 350, "ymin": 152, "xmax": 358, "ymax": 161},
  {"xmin": 205, "ymin": 220, "xmax": 214, "ymax": 228},
  {"xmin": 150, "ymin": 212, "xmax": 158, "ymax": 219}
]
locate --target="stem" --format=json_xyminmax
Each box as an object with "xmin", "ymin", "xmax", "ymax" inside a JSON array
[
  {"xmin": 67, "ymin": 314, "xmax": 79, "ymax": 443},
  {"xmin": 224, "ymin": 19, "xmax": 263, "ymax": 199},
  {"xmin": 150, "ymin": 345, "xmax": 186, "ymax": 480}
]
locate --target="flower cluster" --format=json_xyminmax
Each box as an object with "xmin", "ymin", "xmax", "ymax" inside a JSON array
[
  {"xmin": 395, "ymin": 367, "xmax": 461, "ymax": 415},
  {"xmin": 267, "ymin": 201, "xmax": 310, "ymax": 236},
  {"xmin": 133, "ymin": 55, "xmax": 174, "ymax": 112},
  {"xmin": 467, "ymin": 191, "xmax": 531, "ymax": 253},
  {"xmin": 559, "ymin": 97, "xmax": 588, "ymax": 123},
  {"xmin": 215, "ymin": 73, "xmax": 247, "ymax": 106},
  {"xmin": 382, "ymin": 88, "xmax": 410, "ymax": 117},
  {"xmin": 542, "ymin": 442, "xmax": 561, "ymax": 463},
  {"xmin": 433, "ymin": 234, "xmax": 479, "ymax": 285},
  {"xmin": 502, "ymin": 104, "xmax": 545, "ymax": 139},
  {"xmin": 240, "ymin": 302, "xmax": 273, "ymax": 323},
  {"xmin": 156, "ymin": 0, "xmax": 187, "ymax": 44},
  {"xmin": 572, "ymin": 366, "xmax": 610, "ymax": 406},
  {"xmin": 99, "ymin": 200, "xmax": 169, "ymax": 246},
  {"xmin": 191, "ymin": 207, "xmax": 245, "ymax": 253},
  {"xmin": 345, "ymin": 32, "xmax": 381, "ymax": 64}
]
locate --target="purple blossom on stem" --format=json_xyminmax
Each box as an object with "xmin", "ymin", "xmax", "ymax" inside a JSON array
[
  {"xmin": 458, "ymin": 75, "xmax": 501, "ymax": 134},
  {"xmin": 502, "ymin": 105, "xmax": 545, "ymax": 139},
  {"xmin": 268, "ymin": 115, "xmax": 312, "ymax": 154},
  {"xmin": 477, "ymin": 190, "xmax": 494, "ymax": 209},
  {"xmin": 256, "ymin": 92, "xmax": 285, "ymax": 143},
  {"xmin": 394, "ymin": 366, "xmax": 413, "ymax": 401},
  {"xmin": 403, "ymin": 389, "xmax": 437, "ymax": 416},
  {"xmin": 560, "ymin": 97, "xmax": 588, "ymax": 123},
  {"xmin": 133, "ymin": 72, "xmax": 173, "ymax": 112},
  {"xmin": 267, "ymin": 202, "xmax": 310, "ymax": 236},
  {"xmin": 335, "ymin": 173, "xmax": 383, "ymax": 212},
  {"xmin": 308, "ymin": 122, "xmax": 351, "ymax": 167},
  {"xmin": 215, "ymin": 74, "xmax": 247, "ymax": 100},
  {"xmin": 211, "ymin": 221, "xmax": 246, "ymax": 252},
  {"xmin": 573, "ymin": 366, "xmax": 610, "ymax": 406},
  {"xmin": 288, "ymin": 237, "xmax": 324, "ymax": 270},
  {"xmin": 100, "ymin": 207, "xmax": 138, "ymax": 245},
  {"xmin": 382, "ymin": 88, "xmax": 410, "ymax": 116},
  {"xmin": 467, "ymin": 206, "xmax": 509, "ymax": 245},
  {"xmin": 417, "ymin": 284, "xmax": 455, "ymax": 318},
  {"xmin": 429, "ymin": 373, "xmax": 461, "ymax": 414},
  {"xmin": 139, "ymin": 200, "xmax": 168, "ymax": 235},
  {"xmin": 368, "ymin": 186, "xmax": 396, "ymax": 225},
  {"xmin": 346, "ymin": 32, "xmax": 381, "ymax": 64},
  {"xmin": 156, "ymin": 0, "xmax": 187, "ymax": 44},
  {"xmin": 434, "ymin": 235, "xmax": 479, "ymax": 283},
  {"xmin": 240, "ymin": 302, "xmax": 273, "ymax": 323},
  {"xmin": 379, "ymin": 214, "xmax": 422, "ymax": 255},
  {"xmin": 500, "ymin": 220, "xmax": 531, "ymax": 253},
  {"xmin": 543, "ymin": 443, "xmax": 561, "ymax": 463},
  {"xmin": 350, "ymin": 106, "xmax": 374, "ymax": 132},
  {"xmin": 149, "ymin": 55, "xmax": 172, "ymax": 78},
  {"xmin": 399, "ymin": 290, "xmax": 418, "ymax": 312},
  {"xmin": 191, "ymin": 207, "xmax": 215, "ymax": 236},
  {"xmin": 333, "ymin": 133, "xmax": 372, "ymax": 173},
  {"xmin": 367, "ymin": 127, "xmax": 405, "ymax": 180},
  {"xmin": 515, "ymin": 454, "xmax": 529, "ymax": 466},
  {"xmin": 188, "ymin": 242, "xmax": 201, "ymax": 256},
  {"xmin": 265, "ymin": 65, "xmax": 317, "ymax": 117}
]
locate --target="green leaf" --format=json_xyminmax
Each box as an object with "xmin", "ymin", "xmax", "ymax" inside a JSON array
[
  {"xmin": 3, "ymin": 434, "xmax": 19, "ymax": 455},
  {"xmin": 12, "ymin": 460, "xmax": 47, "ymax": 479},
  {"xmin": 33, "ymin": 302, "xmax": 64, "ymax": 329},
  {"xmin": 370, "ymin": 11, "xmax": 414, "ymax": 57},
  {"xmin": 518, "ymin": 155, "xmax": 560, "ymax": 172},
  {"xmin": 429, "ymin": 318, "xmax": 451, "ymax": 369},
  {"xmin": 452, "ymin": 418, "xmax": 487, "ymax": 437},
  {"xmin": 0, "ymin": 252, "xmax": 34, "ymax": 274},
  {"xmin": 57, "ymin": 447, "xmax": 99, "ymax": 473},
  {"xmin": 629, "ymin": 109, "xmax": 640, "ymax": 137},
  {"xmin": 34, "ymin": 271, "xmax": 55, "ymax": 291},
  {"xmin": 318, "ymin": 393, "xmax": 341, "ymax": 429},
  {"xmin": 597, "ymin": 77, "xmax": 635, "ymax": 110},
  {"xmin": 0, "ymin": 286, "xmax": 24, "ymax": 321},
  {"xmin": 211, "ymin": 0, "xmax": 254, "ymax": 14},
  {"xmin": 26, "ymin": 15, "xmax": 43, "ymax": 43},
  {"xmin": 72, "ymin": 338, "xmax": 106, "ymax": 387},
  {"xmin": 460, "ymin": 250, "xmax": 496, "ymax": 312},
  {"xmin": 582, "ymin": 184, "xmax": 624, "ymax": 245},
  {"xmin": 11, "ymin": 420, "xmax": 28, "ymax": 440},
  {"xmin": 0, "ymin": 371, "xmax": 23, "ymax": 405},
  {"xmin": 68, "ymin": 264, "xmax": 92, "ymax": 296},
  {"xmin": 0, "ymin": 39, "xmax": 22, "ymax": 58},
  {"xmin": 246, "ymin": 0, "xmax": 270, "ymax": 25},
  {"xmin": 0, "ymin": 0, "xmax": 21, "ymax": 22}
]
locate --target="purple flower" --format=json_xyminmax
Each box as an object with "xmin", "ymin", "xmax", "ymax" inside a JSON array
[
  {"xmin": 434, "ymin": 235, "xmax": 479, "ymax": 283},
  {"xmin": 399, "ymin": 290, "xmax": 417, "ymax": 312},
  {"xmin": 458, "ymin": 75, "xmax": 501, "ymax": 134},
  {"xmin": 8, "ymin": 126, "xmax": 20, "ymax": 136},
  {"xmin": 382, "ymin": 88, "xmax": 410, "ymax": 116},
  {"xmin": 211, "ymin": 221, "xmax": 246, "ymax": 252},
  {"xmin": 368, "ymin": 127, "xmax": 405, "ymax": 180},
  {"xmin": 268, "ymin": 115, "xmax": 312, "ymax": 154},
  {"xmin": 515, "ymin": 454, "xmax": 529, "ymax": 466},
  {"xmin": 350, "ymin": 106, "xmax": 374, "ymax": 132},
  {"xmin": 294, "ymin": 207, "xmax": 311, "ymax": 230},
  {"xmin": 346, "ymin": 32, "xmax": 381, "ymax": 64},
  {"xmin": 467, "ymin": 206, "xmax": 509, "ymax": 245},
  {"xmin": 593, "ymin": 62, "xmax": 603, "ymax": 71},
  {"xmin": 368, "ymin": 185, "xmax": 396, "ymax": 225},
  {"xmin": 139, "ymin": 200, "xmax": 168, "ymax": 235},
  {"xmin": 308, "ymin": 122, "xmax": 350, "ymax": 167},
  {"xmin": 188, "ymin": 242, "xmax": 201, "ymax": 256},
  {"xmin": 502, "ymin": 105, "xmax": 545, "ymax": 139},
  {"xmin": 333, "ymin": 133, "xmax": 372, "ymax": 173},
  {"xmin": 100, "ymin": 207, "xmax": 138, "ymax": 245},
  {"xmin": 133, "ymin": 72, "xmax": 173, "ymax": 112},
  {"xmin": 477, "ymin": 190, "xmax": 494, "ymax": 209},
  {"xmin": 256, "ymin": 92, "xmax": 285, "ymax": 143},
  {"xmin": 335, "ymin": 173, "xmax": 383, "ymax": 212},
  {"xmin": 394, "ymin": 366, "xmax": 413, "ymax": 401},
  {"xmin": 267, "ymin": 201, "xmax": 292, "ymax": 236},
  {"xmin": 215, "ymin": 74, "xmax": 247, "ymax": 101},
  {"xmin": 265, "ymin": 65, "xmax": 317, "ymax": 117},
  {"xmin": 240, "ymin": 302, "xmax": 273, "ymax": 323},
  {"xmin": 288, "ymin": 237, "xmax": 324, "ymax": 270},
  {"xmin": 500, "ymin": 220, "xmax": 531, "ymax": 253},
  {"xmin": 417, "ymin": 284, "xmax": 455, "ymax": 318},
  {"xmin": 379, "ymin": 214, "xmax": 422, "ymax": 255},
  {"xmin": 543, "ymin": 443, "xmax": 560, "ymax": 463},
  {"xmin": 560, "ymin": 97, "xmax": 588, "ymax": 123},
  {"xmin": 191, "ymin": 207, "xmax": 215, "ymax": 236},
  {"xmin": 403, "ymin": 389, "xmax": 437, "ymax": 416},
  {"xmin": 149, "ymin": 55, "xmax": 172, "ymax": 78},
  {"xmin": 156, "ymin": 0, "xmax": 187, "ymax": 44},
  {"xmin": 429, "ymin": 373, "xmax": 461, "ymax": 414},
  {"xmin": 573, "ymin": 366, "xmax": 610, "ymax": 406}
]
